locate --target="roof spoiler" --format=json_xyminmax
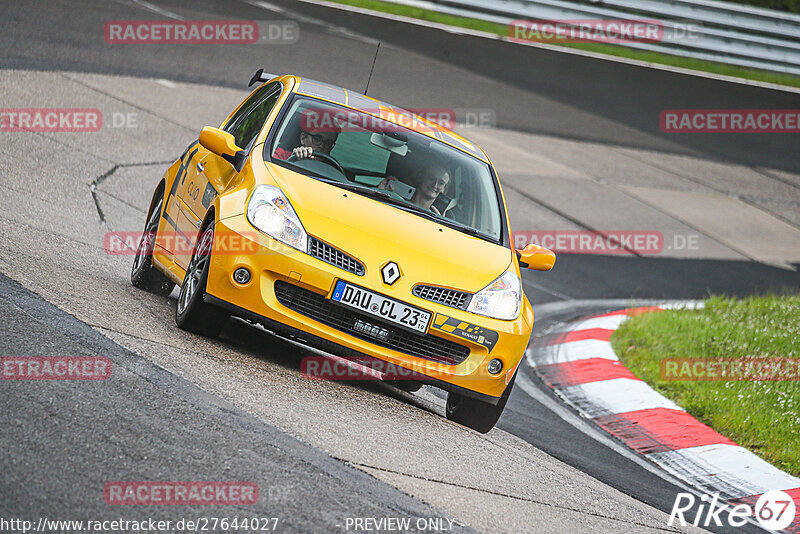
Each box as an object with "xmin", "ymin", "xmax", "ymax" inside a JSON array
[{"xmin": 248, "ymin": 68, "xmax": 275, "ymax": 87}]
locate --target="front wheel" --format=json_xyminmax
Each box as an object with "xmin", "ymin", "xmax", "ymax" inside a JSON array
[
  {"xmin": 446, "ymin": 375, "xmax": 515, "ymax": 433},
  {"xmin": 175, "ymin": 223, "xmax": 229, "ymax": 338}
]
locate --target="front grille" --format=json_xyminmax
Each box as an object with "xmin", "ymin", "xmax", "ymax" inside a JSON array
[
  {"xmin": 413, "ymin": 285, "xmax": 471, "ymax": 310},
  {"xmin": 308, "ymin": 237, "xmax": 365, "ymax": 276},
  {"xmin": 274, "ymin": 281, "xmax": 469, "ymax": 366}
]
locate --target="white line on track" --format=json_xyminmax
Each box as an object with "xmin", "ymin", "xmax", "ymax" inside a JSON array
[
  {"xmin": 244, "ymin": 0, "xmax": 380, "ymax": 45},
  {"xmin": 129, "ymin": 0, "xmax": 183, "ymax": 20},
  {"xmin": 522, "ymin": 278, "xmax": 574, "ymax": 301}
]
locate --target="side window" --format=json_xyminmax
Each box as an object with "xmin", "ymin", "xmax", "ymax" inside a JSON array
[
  {"xmin": 223, "ymin": 82, "xmax": 276, "ymax": 131},
  {"xmin": 224, "ymin": 82, "xmax": 282, "ymax": 150}
]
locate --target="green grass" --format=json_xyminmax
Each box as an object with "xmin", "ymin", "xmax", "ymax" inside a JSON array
[
  {"xmin": 325, "ymin": 0, "xmax": 800, "ymax": 89},
  {"xmin": 729, "ymin": 0, "xmax": 800, "ymax": 14},
  {"xmin": 611, "ymin": 295, "xmax": 800, "ymax": 476}
]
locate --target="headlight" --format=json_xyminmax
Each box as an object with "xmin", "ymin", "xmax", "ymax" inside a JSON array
[
  {"xmin": 467, "ymin": 268, "xmax": 521, "ymax": 320},
  {"xmin": 246, "ymin": 185, "xmax": 307, "ymax": 253}
]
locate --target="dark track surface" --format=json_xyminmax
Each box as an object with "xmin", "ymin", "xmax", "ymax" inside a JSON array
[
  {"xmin": 2, "ymin": 1, "xmax": 799, "ymax": 533},
  {"xmin": 522, "ymin": 254, "xmax": 800, "ymax": 306},
  {"xmin": 0, "ymin": 272, "xmax": 459, "ymax": 530}
]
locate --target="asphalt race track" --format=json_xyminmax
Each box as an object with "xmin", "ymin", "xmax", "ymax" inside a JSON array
[{"xmin": 1, "ymin": 1, "xmax": 799, "ymax": 533}]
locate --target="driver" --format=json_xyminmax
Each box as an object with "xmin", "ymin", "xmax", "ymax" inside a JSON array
[
  {"xmin": 379, "ymin": 164, "xmax": 450, "ymax": 215},
  {"xmin": 273, "ymin": 109, "xmax": 339, "ymax": 161}
]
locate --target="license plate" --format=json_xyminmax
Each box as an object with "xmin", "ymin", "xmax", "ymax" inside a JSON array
[{"xmin": 331, "ymin": 281, "xmax": 431, "ymax": 334}]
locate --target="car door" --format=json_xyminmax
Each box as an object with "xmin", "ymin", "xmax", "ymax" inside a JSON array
[
  {"xmin": 171, "ymin": 81, "xmax": 283, "ymax": 269},
  {"xmin": 160, "ymin": 141, "xmax": 203, "ymax": 267}
]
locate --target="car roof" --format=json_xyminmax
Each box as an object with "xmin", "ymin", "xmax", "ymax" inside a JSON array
[{"xmin": 278, "ymin": 75, "xmax": 490, "ymax": 163}]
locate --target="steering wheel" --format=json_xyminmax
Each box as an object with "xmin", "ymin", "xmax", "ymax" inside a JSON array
[{"xmin": 287, "ymin": 152, "xmax": 346, "ymax": 176}]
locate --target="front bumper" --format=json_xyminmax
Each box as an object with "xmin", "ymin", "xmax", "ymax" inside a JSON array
[{"xmin": 205, "ymin": 214, "xmax": 533, "ymax": 401}]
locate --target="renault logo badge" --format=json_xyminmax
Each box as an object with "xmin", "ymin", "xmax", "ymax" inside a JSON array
[{"xmin": 381, "ymin": 261, "xmax": 401, "ymax": 285}]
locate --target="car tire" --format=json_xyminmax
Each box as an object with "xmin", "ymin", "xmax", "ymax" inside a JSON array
[
  {"xmin": 445, "ymin": 375, "xmax": 515, "ymax": 433},
  {"xmin": 131, "ymin": 191, "xmax": 176, "ymax": 296},
  {"xmin": 175, "ymin": 222, "xmax": 229, "ymax": 338}
]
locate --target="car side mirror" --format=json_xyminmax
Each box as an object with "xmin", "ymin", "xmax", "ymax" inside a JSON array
[
  {"xmin": 199, "ymin": 127, "xmax": 246, "ymax": 172},
  {"xmin": 516, "ymin": 243, "xmax": 555, "ymax": 271}
]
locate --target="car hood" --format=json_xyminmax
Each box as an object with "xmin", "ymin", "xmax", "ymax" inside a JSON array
[{"xmin": 266, "ymin": 164, "xmax": 512, "ymax": 295}]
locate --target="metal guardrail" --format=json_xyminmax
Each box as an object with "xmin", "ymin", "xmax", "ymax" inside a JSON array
[
  {"xmin": 384, "ymin": 0, "xmax": 800, "ymax": 75},
  {"xmin": 603, "ymin": 0, "xmax": 800, "ymax": 38}
]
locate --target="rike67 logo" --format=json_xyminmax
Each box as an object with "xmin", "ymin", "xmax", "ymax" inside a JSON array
[{"xmin": 669, "ymin": 490, "xmax": 796, "ymax": 531}]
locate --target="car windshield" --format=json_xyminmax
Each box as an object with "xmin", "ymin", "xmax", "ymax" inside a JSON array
[{"xmin": 267, "ymin": 96, "xmax": 503, "ymax": 242}]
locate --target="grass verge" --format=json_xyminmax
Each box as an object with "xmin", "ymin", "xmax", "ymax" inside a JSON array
[
  {"xmin": 611, "ymin": 295, "xmax": 800, "ymax": 476},
  {"xmin": 322, "ymin": 0, "xmax": 800, "ymax": 89}
]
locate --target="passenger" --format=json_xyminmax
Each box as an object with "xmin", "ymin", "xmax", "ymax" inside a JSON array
[
  {"xmin": 412, "ymin": 165, "xmax": 450, "ymax": 214},
  {"xmin": 380, "ymin": 165, "xmax": 450, "ymax": 214}
]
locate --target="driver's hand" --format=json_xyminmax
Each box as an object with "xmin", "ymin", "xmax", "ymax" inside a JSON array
[
  {"xmin": 292, "ymin": 146, "xmax": 314, "ymax": 160},
  {"xmin": 377, "ymin": 177, "xmax": 395, "ymax": 191}
]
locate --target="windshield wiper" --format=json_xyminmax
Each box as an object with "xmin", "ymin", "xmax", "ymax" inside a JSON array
[
  {"xmin": 319, "ymin": 180, "xmax": 428, "ymax": 212},
  {"xmin": 329, "ymin": 181, "xmax": 393, "ymax": 199},
  {"xmin": 437, "ymin": 219, "xmax": 497, "ymax": 242}
]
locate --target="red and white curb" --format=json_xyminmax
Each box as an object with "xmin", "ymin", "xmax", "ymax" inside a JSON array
[{"xmin": 528, "ymin": 304, "xmax": 800, "ymax": 532}]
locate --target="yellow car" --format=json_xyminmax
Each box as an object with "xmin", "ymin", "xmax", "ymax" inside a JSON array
[{"xmin": 131, "ymin": 72, "xmax": 555, "ymax": 432}]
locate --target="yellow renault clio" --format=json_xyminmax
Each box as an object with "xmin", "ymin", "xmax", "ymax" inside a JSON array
[{"xmin": 131, "ymin": 72, "xmax": 555, "ymax": 432}]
